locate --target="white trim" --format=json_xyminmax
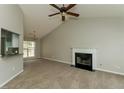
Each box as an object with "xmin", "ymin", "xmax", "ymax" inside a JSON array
[
  {"xmin": 41, "ymin": 57, "xmax": 71, "ymax": 65},
  {"xmin": 95, "ymin": 68, "xmax": 124, "ymax": 76},
  {"xmin": 0, "ymin": 69, "xmax": 24, "ymax": 88},
  {"xmin": 24, "ymin": 58, "xmax": 41, "ymax": 62},
  {"xmin": 72, "ymin": 48, "xmax": 97, "ymax": 69},
  {"xmin": 42, "ymin": 57, "xmax": 124, "ymax": 76}
]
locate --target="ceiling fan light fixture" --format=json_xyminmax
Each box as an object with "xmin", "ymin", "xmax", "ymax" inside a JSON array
[
  {"xmin": 61, "ymin": 12, "xmax": 66, "ymax": 16},
  {"xmin": 49, "ymin": 4, "xmax": 79, "ymax": 21}
]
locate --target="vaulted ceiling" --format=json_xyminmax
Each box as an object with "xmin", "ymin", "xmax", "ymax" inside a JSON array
[{"xmin": 19, "ymin": 4, "xmax": 124, "ymax": 39}]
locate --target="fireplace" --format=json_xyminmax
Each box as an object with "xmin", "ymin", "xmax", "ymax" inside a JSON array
[
  {"xmin": 75, "ymin": 53, "xmax": 92, "ymax": 71},
  {"xmin": 72, "ymin": 48, "xmax": 96, "ymax": 71}
]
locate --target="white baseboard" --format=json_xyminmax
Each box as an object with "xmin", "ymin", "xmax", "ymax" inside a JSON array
[
  {"xmin": 42, "ymin": 57, "xmax": 124, "ymax": 76},
  {"xmin": 24, "ymin": 58, "xmax": 42, "ymax": 62},
  {"xmin": 95, "ymin": 68, "xmax": 124, "ymax": 76},
  {"xmin": 41, "ymin": 57, "xmax": 71, "ymax": 65},
  {"xmin": 0, "ymin": 69, "xmax": 24, "ymax": 88}
]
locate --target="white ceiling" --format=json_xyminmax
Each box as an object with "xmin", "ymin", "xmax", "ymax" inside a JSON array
[{"xmin": 19, "ymin": 4, "xmax": 124, "ymax": 39}]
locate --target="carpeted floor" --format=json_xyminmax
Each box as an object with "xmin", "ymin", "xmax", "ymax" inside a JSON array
[{"xmin": 2, "ymin": 59, "xmax": 124, "ymax": 89}]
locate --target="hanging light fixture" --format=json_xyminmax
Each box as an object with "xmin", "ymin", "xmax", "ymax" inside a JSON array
[{"xmin": 29, "ymin": 30, "xmax": 37, "ymax": 40}]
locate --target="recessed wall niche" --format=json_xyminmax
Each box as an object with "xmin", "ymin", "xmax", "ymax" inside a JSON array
[{"xmin": 1, "ymin": 28, "xmax": 19, "ymax": 56}]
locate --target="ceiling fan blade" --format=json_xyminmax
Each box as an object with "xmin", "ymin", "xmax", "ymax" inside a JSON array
[
  {"xmin": 65, "ymin": 4, "xmax": 76, "ymax": 11},
  {"xmin": 48, "ymin": 12, "xmax": 60, "ymax": 17},
  {"xmin": 66, "ymin": 12, "xmax": 79, "ymax": 17},
  {"xmin": 49, "ymin": 4, "xmax": 61, "ymax": 11},
  {"xmin": 62, "ymin": 16, "xmax": 65, "ymax": 21}
]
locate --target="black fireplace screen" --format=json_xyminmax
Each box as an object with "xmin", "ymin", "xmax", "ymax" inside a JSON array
[{"xmin": 75, "ymin": 53, "xmax": 92, "ymax": 71}]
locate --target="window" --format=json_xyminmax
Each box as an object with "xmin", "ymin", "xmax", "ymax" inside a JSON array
[{"xmin": 23, "ymin": 41, "xmax": 35, "ymax": 58}]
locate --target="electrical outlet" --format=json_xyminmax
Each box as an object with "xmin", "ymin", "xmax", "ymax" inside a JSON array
[{"xmin": 100, "ymin": 64, "xmax": 102, "ymax": 66}]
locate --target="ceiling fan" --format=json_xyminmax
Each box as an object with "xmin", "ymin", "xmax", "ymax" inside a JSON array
[{"xmin": 49, "ymin": 4, "xmax": 79, "ymax": 21}]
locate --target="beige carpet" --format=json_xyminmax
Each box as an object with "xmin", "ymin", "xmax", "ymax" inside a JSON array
[{"xmin": 2, "ymin": 59, "xmax": 124, "ymax": 89}]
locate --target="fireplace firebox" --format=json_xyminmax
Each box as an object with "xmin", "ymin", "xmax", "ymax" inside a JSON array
[{"xmin": 75, "ymin": 53, "xmax": 92, "ymax": 71}]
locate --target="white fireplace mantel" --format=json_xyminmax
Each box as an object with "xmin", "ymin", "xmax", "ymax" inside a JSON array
[{"xmin": 72, "ymin": 48, "xmax": 97, "ymax": 69}]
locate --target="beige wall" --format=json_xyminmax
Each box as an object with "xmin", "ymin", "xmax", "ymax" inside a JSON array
[
  {"xmin": 0, "ymin": 5, "xmax": 24, "ymax": 87},
  {"xmin": 40, "ymin": 18, "xmax": 124, "ymax": 74}
]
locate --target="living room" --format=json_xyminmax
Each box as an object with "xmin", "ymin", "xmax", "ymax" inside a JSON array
[{"xmin": 0, "ymin": 1, "xmax": 124, "ymax": 92}]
